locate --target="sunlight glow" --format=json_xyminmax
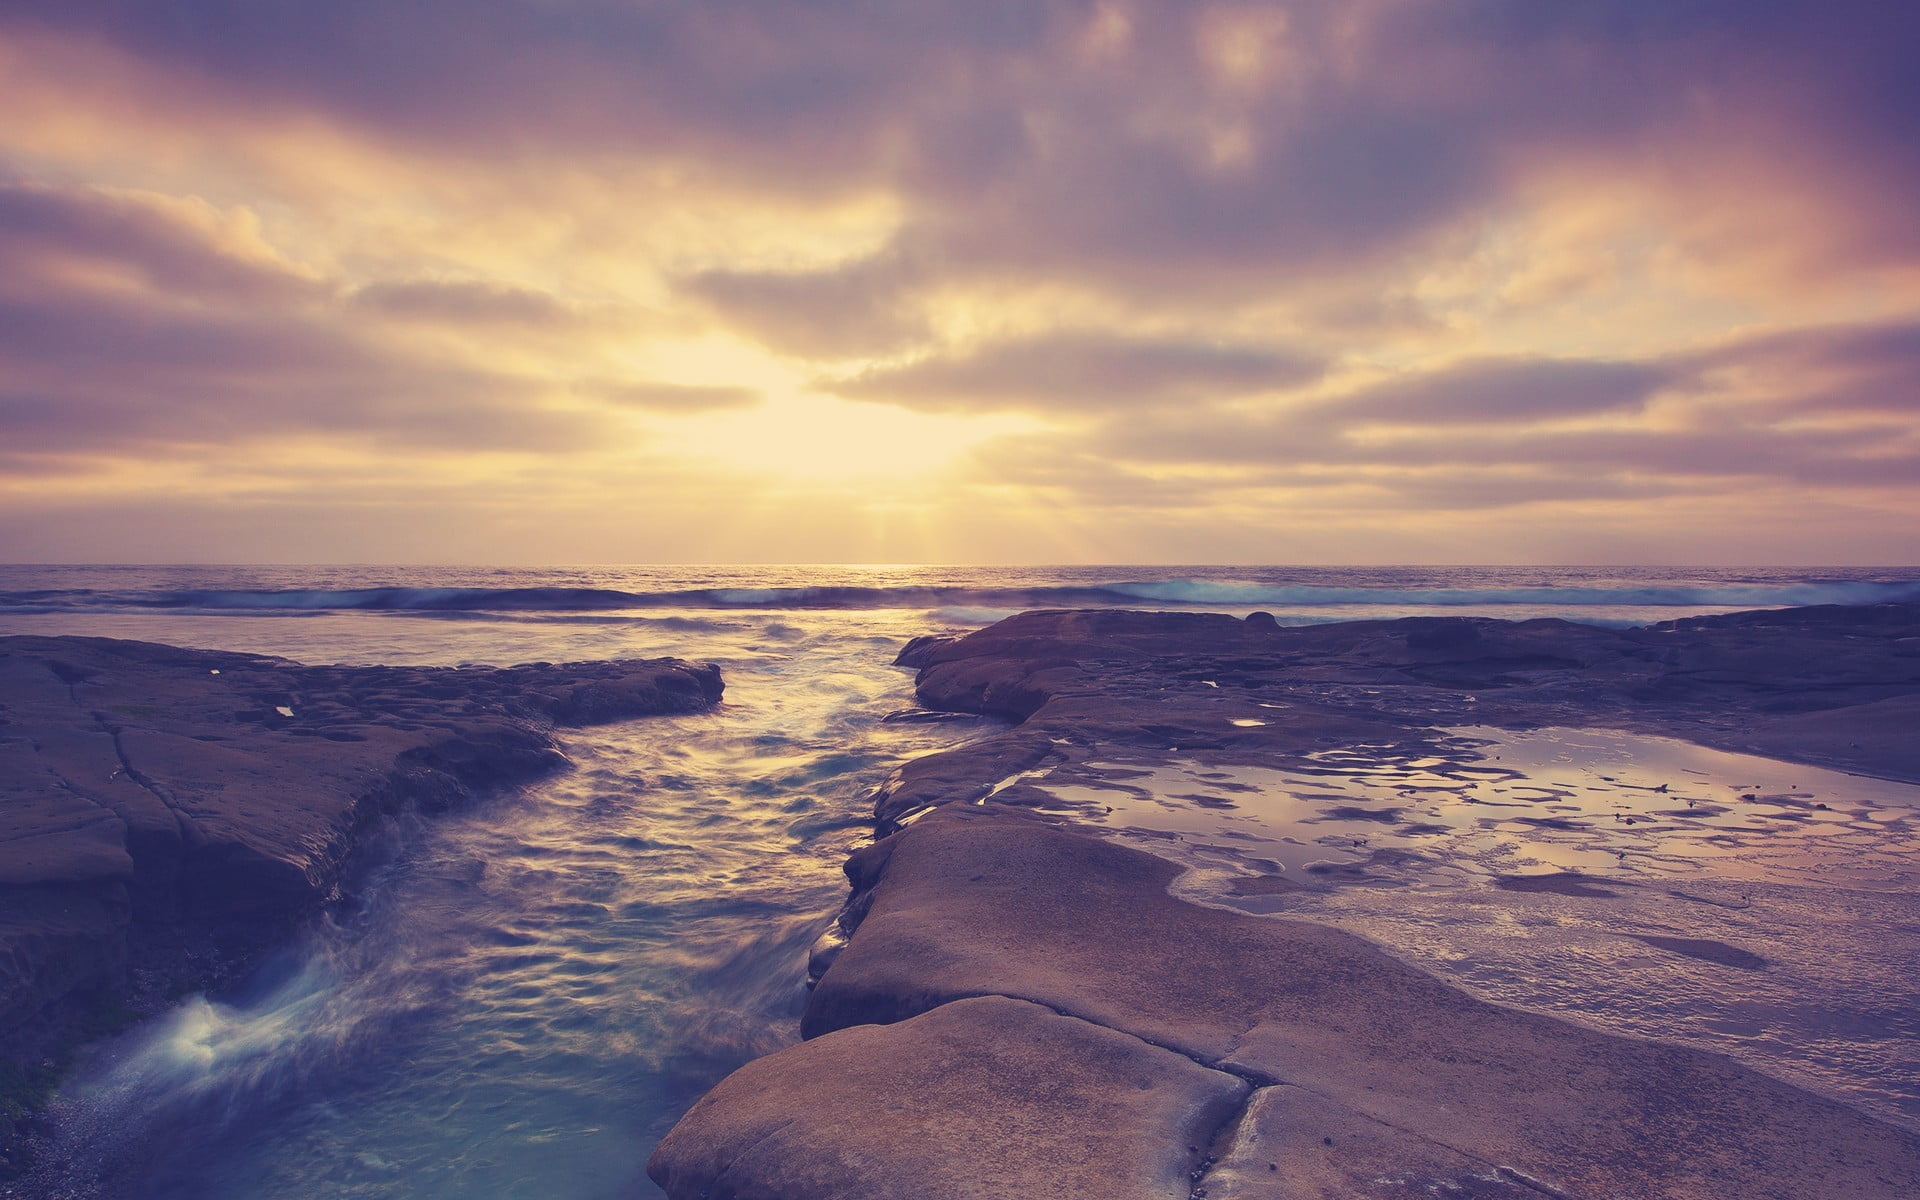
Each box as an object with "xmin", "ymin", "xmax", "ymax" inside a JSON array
[{"xmin": 657, "ymin": 394, "xmax": 1037, "ymax": 486}]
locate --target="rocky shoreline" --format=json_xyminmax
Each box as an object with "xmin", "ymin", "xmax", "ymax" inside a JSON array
[
  {"xmin": 652, "ymin": 604, "xmax": 1920, "ymax": 1199},
  {"xmin": 0, "ymin": 635, "xmax": 722, "ymax": 1171}
]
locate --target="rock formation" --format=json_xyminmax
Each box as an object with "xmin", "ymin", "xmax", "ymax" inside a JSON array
[
  {"xmin": 652, "ymin": 604, "xmax": 1920, "ymax": 1199},
  {"xmin": 0, "ymin": 634, "xmax": 721, "ymax": 1167}
]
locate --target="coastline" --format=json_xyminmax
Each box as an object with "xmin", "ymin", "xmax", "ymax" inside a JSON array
[
  {"xmin": 0, "ymin": 635, "xmax": 723, "ymax": 1175},
  {"xmin": 654, "ymin": 603, "xmax": 1920, "ymax": 1198},
  {"xmin": 3, "ymin": 598, "xmax": 1916, "ymax": 1195}
]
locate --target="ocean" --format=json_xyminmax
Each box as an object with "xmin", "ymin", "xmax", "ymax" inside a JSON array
[
  {"xmin": 7, "ymin": 564, "xmax": 1920, "ymax": 644},
  {"xmin": 3, "ymin": 564, "xmax": 1916, "ymax": 1198}
]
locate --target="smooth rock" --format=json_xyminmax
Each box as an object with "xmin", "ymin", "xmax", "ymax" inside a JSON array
[
  {"xmin": 662, "ymin": 603, "xmax": 1920, "ymax": 1200},
  {"xmin": 648, "ymin": 994, "xmax": 1246, "ymax": 1200},
  {"xmin": 805, "ymin": 806, "xmax": 1920, "ymax": 1200}
]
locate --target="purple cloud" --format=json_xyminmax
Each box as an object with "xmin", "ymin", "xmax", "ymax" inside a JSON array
[
  {"xmin": 829, "ymin": 332, "xmax": 1324, "ymax": 413},
  {"xmin": 0, "ymin": 182, "xmax": 314, "ymax": 302},
  {"xmin": 7, "ymin": 1, "xmax": 1914, "ymax": 300},
  {"xmin": 1334, "ymin": 359, "xmax": 1674, "ymax": 425},
  {"xmin": 0, "ymin": 184, "xmax": 610, "ymax": 458},
  {"xmin": 680, "ymin": 251, "xmax": 928, "ymax": 358},
  {"xmin": 349, "ymin": 279, "xmax": 573, "ymax": 326}
]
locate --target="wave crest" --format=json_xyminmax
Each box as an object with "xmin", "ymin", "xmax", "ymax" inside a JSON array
[{"xmin": 3, "ymin": 576, "xmax": 1918, "ymax": 616}]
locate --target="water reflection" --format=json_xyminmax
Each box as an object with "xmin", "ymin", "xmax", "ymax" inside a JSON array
[
  {"xmin": 1038, "ymin": 727, "xmax": 1920, "ymax": 890},
  {"xmin": 1023, "ymin": 727, "xmax": 1920, "ymax": 1132}
]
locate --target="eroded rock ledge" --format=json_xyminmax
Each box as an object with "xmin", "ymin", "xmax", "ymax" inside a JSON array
[
  {"xmin": 879, "ymin": 603, "xmax": 1920, "ymax": 830},
  {"xmin": 0, "ymin": 634, "xmax": 722, "ymax": 1126},
  {"xmin": 651, "ymin": 605, "xmax": 1920, "ymax": 1200}
]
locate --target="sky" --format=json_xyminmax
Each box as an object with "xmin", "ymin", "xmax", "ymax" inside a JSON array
[{"xmin": 1, "ymin": 1, "xmax": 1917, "ymax": 565}]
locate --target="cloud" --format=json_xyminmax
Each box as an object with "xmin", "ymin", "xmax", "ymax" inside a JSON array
[
  {"xmin": 1368, "ymin": 469, "xmax": 1690, "ymax": 511},
  {"xmin": 962, "ymin": 422, "xmax": 1705, "ymax": 515},
  {"xmin": 829, "ymin": 331, "xmax": 1323, "ymax": 413},
  {"xmin": 0, "ymin": 3, "xmax": 1916, "ymax": 562},
  {"xmin": 1684, "ymin": 320, "xmax": 1920, "ymax": 416},
  {"xmin": 586, "ymin": 381, "xmax": 762, "ymax": 411},
  {"xmin": 678, "ymin": 250, "xmax": 927, "ymax": 358},
  {"xmin": 1354, "ymin": 426, "xmax": 1896, "ymax": 482},
  {"xmin": 1333, "ymin": 358, "xmax": 1676, "ymax": 425},
  {"xmin": 8, "ymin": 1, "xmax": 1916, "ymax": 306},
  {"xmin": 349, "ymin": 279, "xmax": 572, "ymax": 326},
  {"xmin": 1037, "ymin": 335, "xmax": 1920, "ymax": 515},
  {"xmin": 1035, "ymin": 351, "xmax": 1689, "ymax": 470},
  {"xmin": 959, "ymin": 435, "xmax": 1225, "ymax": 510},
  {"xmin": 0, "ymin": 182, "xmax": 612, "ymax": 460},
  {"xmin": 0, "ymin": 181, "xmax": 317, "ymax": 303}
]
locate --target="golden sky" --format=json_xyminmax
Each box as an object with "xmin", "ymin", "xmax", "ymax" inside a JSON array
[{"xmin": 2, "ymin": 1, "xmax": 1916, "ymax": 563}]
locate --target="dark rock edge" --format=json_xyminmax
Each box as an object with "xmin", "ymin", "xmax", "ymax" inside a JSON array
[{"xmin": 0, "ymin": 634, "xmax": 723, "ymax": 1174}]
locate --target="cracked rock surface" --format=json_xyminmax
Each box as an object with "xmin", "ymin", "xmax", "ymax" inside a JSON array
[
  {"xmin": 651, "ymin": 604, "xmax": 1920, "ymax": 1200},
  {"xmin": 801, "ymin": 806, "xmax": 1920, "ymax": 1199}
]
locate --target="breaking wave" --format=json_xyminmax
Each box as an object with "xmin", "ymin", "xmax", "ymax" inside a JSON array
[{"xmin": 3, "ymin": 577, "xmax": 1918, "ymax": 617}]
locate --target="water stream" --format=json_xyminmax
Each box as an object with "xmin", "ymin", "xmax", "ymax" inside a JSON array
[
  {"xmin": 16, "ymin": 609, "xmax": 994, "ymax": 1199},
  {"xmin": 3, "ymin": 565, "xmax": 1917, "ymax": 1194}
]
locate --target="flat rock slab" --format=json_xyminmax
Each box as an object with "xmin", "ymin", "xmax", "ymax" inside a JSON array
[
  {"xmin": 0, "ymin": 634, "xmax": 721, "ymax": 1071},
  {"xmin": 648, "ymin": 994, "xmax": 1246, "ymax": 1200},
  {"xmin": 803, "ymin": 806, "xmax": 1920, "ymax": 1200}
]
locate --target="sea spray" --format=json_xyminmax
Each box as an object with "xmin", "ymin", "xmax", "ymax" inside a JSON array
[
  {"xmin": 9, "ymin": 605, "xmax": 1000, "ymax": 1199},
  {"xmin": 34, "ymin": 906, "xmax": 455, "ymax": 1196}
]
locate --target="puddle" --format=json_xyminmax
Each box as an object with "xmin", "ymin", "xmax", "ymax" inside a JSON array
[
  {"xmin": 977, "ymin": 767, "xmax": 1054, "ymax": 804},
  {"xmin": 1021, "ymin": 726, "xmax": 1920, "ymax": 1132},
  {"xmin": 1030, "ymin": 727, "xmax": 1920, "ymax": 892}
]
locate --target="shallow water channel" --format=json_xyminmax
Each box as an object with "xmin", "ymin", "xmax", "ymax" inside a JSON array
[
  {"xmin": 8, "ymin": 600, "xmax": 1918, "ymax": 1193},
  {"xmin": 19, "ymin": 610, "xmax": 993, "ymax": 1200}
]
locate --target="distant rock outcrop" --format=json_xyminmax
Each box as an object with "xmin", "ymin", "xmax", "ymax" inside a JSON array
[{"xmin": 872, "ymin": 604, "xmax": 1920, "ymax": 829}]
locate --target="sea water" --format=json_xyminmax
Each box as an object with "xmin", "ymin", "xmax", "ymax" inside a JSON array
[{"xmin": 1, "ymin": 564, "xmax": 1915, "ymax": 1197}]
